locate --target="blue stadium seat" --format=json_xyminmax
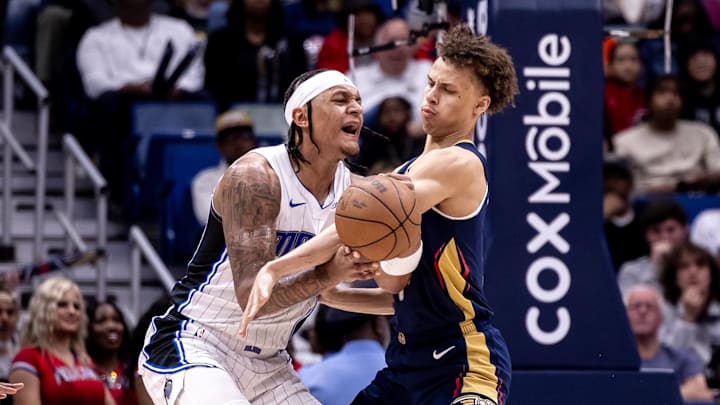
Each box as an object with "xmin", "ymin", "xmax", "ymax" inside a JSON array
[
  {"xmin": 158, "ymin": 137, "xmax": 221, "ymax": 262},
  {"xmin": 633, "ymin": 193, "xmax": 720, "ymax": 225},
  {"xmin": 126, "ymin": 102, "xmax": 216, "ymax": 219},
  {"xmin": 231, "ymin": 103, "xmax": 287, "ymax": 146}
]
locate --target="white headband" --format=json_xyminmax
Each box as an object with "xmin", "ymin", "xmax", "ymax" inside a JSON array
[{"xmin": 284, "ymin": 70, "xmax": 358, "ymax": 126}]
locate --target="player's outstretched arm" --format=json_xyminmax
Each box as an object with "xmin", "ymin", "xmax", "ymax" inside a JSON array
[
  {"xmin": 239, "ymin": 225, "xmax": 343, "ymax": 334},
  {"xmin": 320, "ymin": 286, "xmax": 394, "ymax": 315}
]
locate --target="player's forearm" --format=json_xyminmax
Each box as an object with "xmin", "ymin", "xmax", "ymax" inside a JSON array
[
  {"xmin": 265, "ymin": 225, "xmax": 341, "ymax": 280},
  {"xmin": 320, "ymin": 287, "xmax": 394, "ymax": 315},
  {"xmin": 255, "ymin": 265, "xmax": 337, "ymax": 317}
]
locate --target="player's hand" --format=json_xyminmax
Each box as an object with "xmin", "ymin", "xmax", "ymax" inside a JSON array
[
  {"xmin": 239, "ymin": 264, "xmax": 278, "ymax": 338},
  {"xmin": 325, "ymin": 246, "xmax": 379, "ymax": 284},
  {"xmin": 0, "ymin": 382, "xmax": 23, "ymax": 399}
]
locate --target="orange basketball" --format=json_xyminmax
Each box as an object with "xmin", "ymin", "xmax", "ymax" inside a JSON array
[{"xmin": 335, "ymin": 175, "xmax": 421, "ymax": 261}]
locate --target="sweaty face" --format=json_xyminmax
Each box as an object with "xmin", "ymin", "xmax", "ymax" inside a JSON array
[
  {"xmin": 626, "ymin": 289, "xmax": 663, "ymax": 338},
  {"xmin": 305, "ymin": 85, "xmax": 363, "ymax": 160},
  {"xmin": 421, "ymin": 58, "xmax": 487, "ymax": 138},
  {"xmin": 609, "ymin": 43, "xmax": 642, "ymax": 85}
]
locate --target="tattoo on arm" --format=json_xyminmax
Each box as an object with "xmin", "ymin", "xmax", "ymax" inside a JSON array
[
  {"xmin": 257, "ymin": 264, "xmax": 335, "ymax": 316},
  {"xmin": 217, "ymin": 156, "xmax": 281, "ymax": 306}
]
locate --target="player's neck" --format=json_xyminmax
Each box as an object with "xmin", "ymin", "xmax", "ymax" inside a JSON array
[
  {"xmin": 294, "ymin": 157, "xmax": 337, "ymax": 204},
  {"xmin": 424, "ymin": 131, "xmax": 473, "ymax": 152}
]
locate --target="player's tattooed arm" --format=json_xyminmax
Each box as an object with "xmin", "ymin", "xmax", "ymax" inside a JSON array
[{"xmin": 214, "ymin": 154, "xmax": 281, "ymax": 309}]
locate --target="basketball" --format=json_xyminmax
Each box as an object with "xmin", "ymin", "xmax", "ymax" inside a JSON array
[{"xmin": 335, "ymin": 175, "xmax": 421, "ymax": 262}]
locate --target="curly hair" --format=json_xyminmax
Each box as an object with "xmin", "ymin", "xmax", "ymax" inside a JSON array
[
  {"xmin": 21, "ymin": 277, "xmax": 88, "ymax": 361},
  {"xmin": 660, "ymin": 242, "xmax": 720, "ymax": 307},
  {"xmin": 437, "ymin": 24, "xmax": 519, "ymax": 114}
]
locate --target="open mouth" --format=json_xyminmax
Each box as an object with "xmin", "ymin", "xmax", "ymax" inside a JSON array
[{"xmin": 342, "ymin": 124, "xmax": 359, "ymax": 135}]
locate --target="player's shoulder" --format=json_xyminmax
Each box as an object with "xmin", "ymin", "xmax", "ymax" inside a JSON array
[
  {"xmin": 420, "ymin": 144, "xmax": 483, "ymax": 171},
  {"xmin": 213, "ymin": 152, "xmax": 281, "ymax": 213}
]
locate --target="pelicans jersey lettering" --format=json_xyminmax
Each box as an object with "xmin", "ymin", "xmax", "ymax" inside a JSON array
[
  {"xmin": 141, "ymin": 144, "xmax": 352, "ymax": 376},
  {"xmin": 354, "ymin": 142, "xmax": 511, "ymax": 405}
]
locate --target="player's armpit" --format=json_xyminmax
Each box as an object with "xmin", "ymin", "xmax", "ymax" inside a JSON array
[
  {"xmin": 213, "ymin": 153, "xmax": 281, "ymax": 307},
  {"xmin": 320, "ymin": 287, "xmax": 394, "ymax": 315}
]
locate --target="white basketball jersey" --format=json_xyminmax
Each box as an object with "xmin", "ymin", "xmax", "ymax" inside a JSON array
[{"xmin": 171, "ymin": 144, "xmax": 352, "ymax": 351}]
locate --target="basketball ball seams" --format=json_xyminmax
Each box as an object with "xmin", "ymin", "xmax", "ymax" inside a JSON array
[
  {"xmin": 351, "ymin": 184, "xmax": 414, "ymax": 249},
  {"xmin": 335, "ymin": 175, "xmax": 421, "ymax": 261}
]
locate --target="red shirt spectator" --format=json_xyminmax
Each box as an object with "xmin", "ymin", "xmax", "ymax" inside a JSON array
[{"xmin": 11, "ymin": 347, "xmax": 106, "ymax": 404}]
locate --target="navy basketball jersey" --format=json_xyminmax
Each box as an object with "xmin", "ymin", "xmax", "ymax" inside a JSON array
[{"xmin": 395, "ymin": 141, "xmax": 494, "ymax": 335}]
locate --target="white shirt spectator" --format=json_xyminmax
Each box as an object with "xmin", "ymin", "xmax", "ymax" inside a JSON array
[
  {"xmin": 352, "ymin": 59, "xmax": 432, "ymax": 122},
  {"xmin": 77, "ymin": 14, "xmax": 204, "ymax": 99},
  {"xmin": 191, "ymin": 161, "xmax": 226, "ymax": 224},
  {"xmin": 614, "ymin": 120, "xmax": 720, "ymax": 193},
  {"xmin": 691, "ymin": 209, "xmax": 720, "ymax": 258}
]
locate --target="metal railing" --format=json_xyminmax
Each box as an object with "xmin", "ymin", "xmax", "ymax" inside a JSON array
[
  {"xmin": 1, "ymin": 46, "xmax": 50, "ymax": 261},
  {"xmin": 129, "ymin": 225, "xmax": 175, "ymax": 319},
  {"xmin": 58, "ymin": 133, "xmax": 109, "ymax": 300}
]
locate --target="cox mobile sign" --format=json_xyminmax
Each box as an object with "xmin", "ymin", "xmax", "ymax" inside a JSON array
[{"xmin": 461, "ymin": 0, "xmax": 640, "ymax": 369}]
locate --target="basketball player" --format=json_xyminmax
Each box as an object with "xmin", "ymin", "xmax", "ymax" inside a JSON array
[
  {"xmin": 241, "ymin": 25, "xmax": 519, "ymax": 405},
  {"xmin": 137, "ymin": 69, "xmax": 380, "ymax": 405}
]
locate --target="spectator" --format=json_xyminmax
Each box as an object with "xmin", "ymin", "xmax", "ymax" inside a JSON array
[
  {"xmin": 680, "ymin": 40, "xmax": 720, "ymax": 137},
  {"xmin": 0, "ymin": 290, "xmax": 19, "ymax": 383},
  {"xmin": 614, "ymin": 75, "xmax": 720, "ymax": 194},
  {"xmin": 298, "ymin": 303, "xmax": 389, "ymax": 405},
  {"xmin": 352, "ymin": 96, "xmax": 423, "ymax": 175},
  {"xmin": 660, "ymin": 242, "xmax": 720, "ymax": 366},
  {"xmin": 604, "ymin": 40, "xmax": 646, "ymax": 140},
  {"xmin": 603, "ymin": 161, "xmax": 647, "ymax": 272},
  {"xmin": 169, "ymin": 0, "xmax": 211, "ymax": 36},
  {"xmin": 352, "ymin": 18, "xmax": 432, "ymax": 137},
  {"xmin": 283, "ymin": 0, "xmax": 337, "ymax": 42},
  {"xmin": 203, "ymin": 0, "xmax": 307, "ymax": 109},
  {"xmin": 315, "ymin": 0, "xmax": 383, "ymax": 73},
  {"xmin": 76, "ymin": 0, "xmax": 205, "ymax": 205},
  {"xmin": 625, "ymin": 284, "xmax": 715, "ymax": 403},
  {"xmin": 618, "ymin": 198, "xmax": 689, "ymax": 295},
  {"xmin": 85, "ymin": 300, "xmax": 137, "ymax": 405},
  {"xmin": 9, "ymin": 277, "xmax": 115, "ymax": 404},
  {"xmin": 76, "ymin": 0, "xmax": 203, "ymax": 102},
  {"xmin": 691, "ymin": 208, "xmax": 720, "ymax": 258},
  {"xmin": 191, "ymin": 108, "xmax": 257, "ymax": 224},
  {"xmin": 603, "ymin": 0, "xmax": 665, "ymax": 25}
]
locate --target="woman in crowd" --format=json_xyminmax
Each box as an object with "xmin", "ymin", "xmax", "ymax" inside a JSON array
[
  {"xmin": 86, "ymin": 300, "xmax": 137, "ymax": 405},
  {"xmin": 660, "ymin": 242, "xmax": 720, "ymax": 369},
  {"xmin": 9, "ymin": 277, "xmax": 115, "ymax": 405}
]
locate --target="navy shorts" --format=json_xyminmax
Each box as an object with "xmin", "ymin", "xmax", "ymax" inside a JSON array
[{"xmin": 353, "ymin": 322, "xmax": 511, "ymax": 405}]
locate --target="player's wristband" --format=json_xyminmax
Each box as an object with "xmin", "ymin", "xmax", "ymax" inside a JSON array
[{"xmin": 380, "ymin": 242, "xmax": 423, "ymax": 276}]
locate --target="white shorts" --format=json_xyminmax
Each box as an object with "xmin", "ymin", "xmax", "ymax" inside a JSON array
[
  {"xmin": 139, "ymin": 320, "xmax": 319, "ymax": 405},
  {"xmin": 139, "ymin": 364, "xmax": 318, "ymax": 405}
]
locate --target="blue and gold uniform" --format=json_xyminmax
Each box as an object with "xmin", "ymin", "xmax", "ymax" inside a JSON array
[{"xmin": 354, "ymin": 142, "xmax": 511, "ymax": 405}]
